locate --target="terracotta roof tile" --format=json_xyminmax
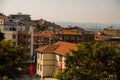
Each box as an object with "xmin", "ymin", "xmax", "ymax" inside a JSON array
[
  {"xmin": 36, "ymin": 45, "xmax": 49, "ymax": 52},
  {"xmin": 0, "ymin": 16, "xmax": 6, "ymax": 19},
  {"xmin": 59, "ymin": 30, "xmax": 80, "ymax": 35},
  {"xmin": 34, "ymin": 31, "xmax": 54, "ymax": 38},
  {"xmin": 36, "ymin": 41, "xmax": 77, "ymax": 55}
]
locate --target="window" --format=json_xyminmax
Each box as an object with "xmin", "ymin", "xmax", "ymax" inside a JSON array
[
  {"xmin": 96, "ymin": 36, "xmax": 98, "ymax": 39},
  {"xmin": 38, "ymin": 53, "xmax": 42, "ymax": 59},
  {"xmin": 0, "ymin": 21, "xmax": 2, "ymax": 24},
  {"xmin": 37, "ymin": 64, "xmax": 42, "ymax": 71},
  {"xmin": 40, "ymin": 65, "xmax": 42, "ymax": 71},
  {"xmin": 12, "ymin": 34, "xmax": 16, "ymax": 39},
  {"xmin": 59, "ymin": 55, "xmax": 62, "ymax": 62},
  {"xmin": 37, "ymin": 63, "xmax": 39, "ymax": 70}
]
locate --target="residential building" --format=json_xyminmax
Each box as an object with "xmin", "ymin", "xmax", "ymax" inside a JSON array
[
  {"xmin": 0, "ymin": 13, "xmax": 35, "ymax": 57},
  {"xmin": 36, "ymin": 41, "xmax": 77, "ymax": 78},
  {"xmin": 103, "ymin": 28, "xmax": 120, "ymax": 37},
  {"xmin": 94, "ymin": 32, "xmax": 113, "ymax": 41},
  {"xmin": 83, "ymin": 31, "xmax": 94, "ymax": 42},
  {"xmin": 0, "ymin": 15, "xmax": 6, "ymax": 25},
  {"xmin": 9, "ymin": 12, "xmax": 31, "ymax": 21},
  {"xmin": 34, "ymin": 31, "xmax": 54, "ymax": 48},
  {"xmin": 56, "ymin": 30, "xmax": 83, "ymax": 43}
]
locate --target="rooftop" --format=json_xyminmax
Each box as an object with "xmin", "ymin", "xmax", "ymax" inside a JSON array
[
  {"xmin": 59, "ymin": 30, "xmax": 81, "ymax": 35},
  {"xmin": 36, "ymin": 41, "xmax": 77, "ymax": 55}
]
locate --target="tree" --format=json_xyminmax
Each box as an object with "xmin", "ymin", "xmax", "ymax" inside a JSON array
[
  {"xmin": 0, "ymin": 13, "xmax": 5, "ymax": 16},
  {"xmin": 57, "ymin": 42, "xmax": 120, "ymax": 80},
  {"xmin": 0, "ymin": 40, "xmax": 25, "ymax": 79},
  {"xmin": 0, "ymin": 31, "xmax": 4, "ymax": 41}
]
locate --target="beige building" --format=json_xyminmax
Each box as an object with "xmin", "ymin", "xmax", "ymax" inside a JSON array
[
  {"xmin": 36, "ymin": 41, "xmax": 77, "ymax": 78},
  {"xmin": 103, "ymin": 28, "xmax": 120, "ymax": 37}
]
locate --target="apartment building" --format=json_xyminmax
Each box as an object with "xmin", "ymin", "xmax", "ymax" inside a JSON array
[
  {"xmin": 56, "ymin": 30, "xmax": 83, "ymax": 43},
  {"xmin": 36, "ymin": 41, "xmax": 77, "ymax": 78},
  {"xmin": 103, "ymin": 28, "xmax": 120, "ymax": 37},
  {"xmin": 9, "ymin": 12, "xmax": 31, "ymax": 21},
  {"xmin": 94, "ymin": 32, "xmax": 113, "ymax": 41}
]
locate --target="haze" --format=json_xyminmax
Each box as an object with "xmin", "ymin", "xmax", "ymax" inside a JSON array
[{"xmin": 0, "ymin": 0, "xmax": 120, "ymax": 24}]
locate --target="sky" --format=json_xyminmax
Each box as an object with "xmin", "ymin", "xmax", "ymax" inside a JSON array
[{"xmin": 0, "ymin": 0, "xmax": 120, "ymax": 24}]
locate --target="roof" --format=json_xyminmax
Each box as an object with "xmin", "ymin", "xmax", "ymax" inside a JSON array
[
  {"xmin": 34, "ymin": 31, "xmax": 54, "ymax": 38},
  {"xmin": 59, "ymin": 30, "xmax": 81, "ymax": 35},
  {"xmin": 0, "ymin": 16, "xmax": 6, "ymax": 19},
  {"xmin": 36, "ymin": 41, "xmax": 77, "ymax": 55}
]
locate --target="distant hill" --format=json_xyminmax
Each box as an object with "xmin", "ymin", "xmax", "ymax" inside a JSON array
[{"xmin": 55, "ymin": 22, "xmax": 120, "ymax": 31}]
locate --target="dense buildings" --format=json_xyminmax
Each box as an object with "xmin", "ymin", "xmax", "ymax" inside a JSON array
[
  {"xmin": 0, "ymin": 13, "xmax": 35, "ymax": 61},
  {"xmin": 1, "ymin": 12, "xmax": 120, "ymax": 79}
]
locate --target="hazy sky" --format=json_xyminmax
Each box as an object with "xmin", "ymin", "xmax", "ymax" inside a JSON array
[{"xmin": 0, "ymin": 0, "xmax": 120, "ymax": 24}]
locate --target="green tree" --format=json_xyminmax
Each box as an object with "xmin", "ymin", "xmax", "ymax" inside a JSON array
[
  {"xmin": 0, "ymin": 31, "xmax": 4, "ymax": 41},
  {"xmin": 0, "ymin": 13, "xmax": 5, "ymax": 16},
  {"xmin": 57, "ymin": 42, "xmax": 120, "ymax": 80},
  {"xmin": 0, "ymin": 40, "xmax": 25, "ymax": 79}
]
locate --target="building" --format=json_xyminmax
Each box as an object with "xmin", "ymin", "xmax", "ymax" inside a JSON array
[
  {"xmin": 0, "ymin": 15, "xmax": 19, "ymax": 45},
  {"xmin": 82, "ymin": 31, "xmax": 94, "ymax": 42},
  {"xmin": 56, "ymin": 30, "xmax": 83, "ymax": 43},
  {"xmin": 94, "ymin": 32, "xmax": 113, "ymax": 41},
  {"xmin": 0, "ymin": 15, "xmax": 6, "ymax": 25},
  {"xmin": 36, "ymin": 41, "xmax": 77, "ymax": 78},
  {"xmin": 103, "ymin": 28, "xmax": 120, "ymax": 37},
  {"xmin": 0, "ymin": 13, "xmax": 35, "ymax": 57},
  {"xmin": 9, "ymin": 12, "xmax": 31, "ymax": 21},
  {"xmin": 34, "ymin": 31, "xmax": 54, "ymax": 49}
]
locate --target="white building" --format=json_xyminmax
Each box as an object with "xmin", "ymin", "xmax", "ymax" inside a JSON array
[
  {"xmin": 36, "ymin": 41, "xmax": 77, "ymax": 78},
  {"xmin": 0, "ymin": 15, "xmax": 26, "ymax": 46}
]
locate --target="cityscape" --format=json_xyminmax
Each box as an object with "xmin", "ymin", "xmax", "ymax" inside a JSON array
[{"xmin": 0, "ymin": 0, "xmax": 120, "ymax": 80}]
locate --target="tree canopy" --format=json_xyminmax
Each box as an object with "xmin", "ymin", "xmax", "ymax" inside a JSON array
[
  {"xmin": 0, "ymin": 40, "xmax": 25, "ymax": 79},
  {"xmin": 57, "ymin": 42, "xmax": 120, "ymax": 80},
  {"xmin": 0, "ymin": 31, "xmax": 4, "ymax": 41}
]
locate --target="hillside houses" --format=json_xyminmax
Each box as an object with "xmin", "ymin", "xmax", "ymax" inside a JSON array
[{"xmin": 1, "ymin": 12, "xmax": 120, "ymax": 79}]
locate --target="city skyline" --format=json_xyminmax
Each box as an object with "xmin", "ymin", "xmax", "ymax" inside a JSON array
[{"xmin": 0, "ymin": 0, "xmax": 120, "ymax": 24}]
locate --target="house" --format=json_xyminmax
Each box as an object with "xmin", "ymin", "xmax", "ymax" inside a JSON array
[
  {"xmin": 83, "ymin": 31, "xmax": 94, "ymax": 42},
  {"xmin": 103, "ymin": 28, "xmax": 120, "ymax": 37},
  {"xmin": 36, "ymin": 41, "xmax": 77, "ymax": 78},
  {"xmin": 94, "ymin": 32, "xmax": 113, "ymax": 41},
  {"xmin": 34, "ymin": 31, "xmax": 55, "ymax": 48},
  {"xmin": 9, "ymin": 12, "xmax": 31, "ymax": 21},
  {"xmin": 56, "ymin": 30, "xmax": 83, "ymax": 43}
]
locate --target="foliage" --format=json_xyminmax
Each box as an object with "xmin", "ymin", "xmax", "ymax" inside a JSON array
[
  {"xmin": 57, "ymin": 42, "xmax": 120, "ymax": 80},
  {"xmin": 0, "ymin": 13, "xmax": 5, "ymax": 16},
  {"xmin": 0, "ymin": 40, "xmax": 25, "ymax": 79},
  {"xmin": 0, "ymin": 31, "xmax": 4, "ymax": 41},
  {"xmin": 52, "ymin": 70, "xmax": 59, "ymax": 78}
]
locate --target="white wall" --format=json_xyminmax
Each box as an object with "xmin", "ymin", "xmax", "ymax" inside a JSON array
[{"xmin": 36, "ymin": 52, "xmax": 65, "ymax": 78}]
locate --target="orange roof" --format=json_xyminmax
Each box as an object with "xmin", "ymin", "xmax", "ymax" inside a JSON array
[
  {"xmin": 34, "ymin": 31, "xmax": 53, "ymax": 38},
  {"xmin": 0, "ymin": 16, "xmax": 6, "ymax": 19},
  {"xmin": 36, "ymin": 45, "xmax": 49, "ymax": 52},
  {"xmin": 59, "ymin": 30, "xmax": 80, "ymax": 35},
  {"xmin": 36, "ymin": 41, "xmax": 77, "ymax": 55}
]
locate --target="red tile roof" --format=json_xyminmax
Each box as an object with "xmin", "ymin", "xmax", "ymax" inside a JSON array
[
  {"xmin": 34, "ymin": 31, "xmax": 54, "ymax": 38},
  {"xmin": 59, "ymin": 30, "xmax": 81, "ymax": 35},
  {"xmin": 36, "ymin": 41, "xmax": 77, "ymax": 55},
  {"xmin": 0, "ymin": 16, "xmax": 6, "ymax": 19}
]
